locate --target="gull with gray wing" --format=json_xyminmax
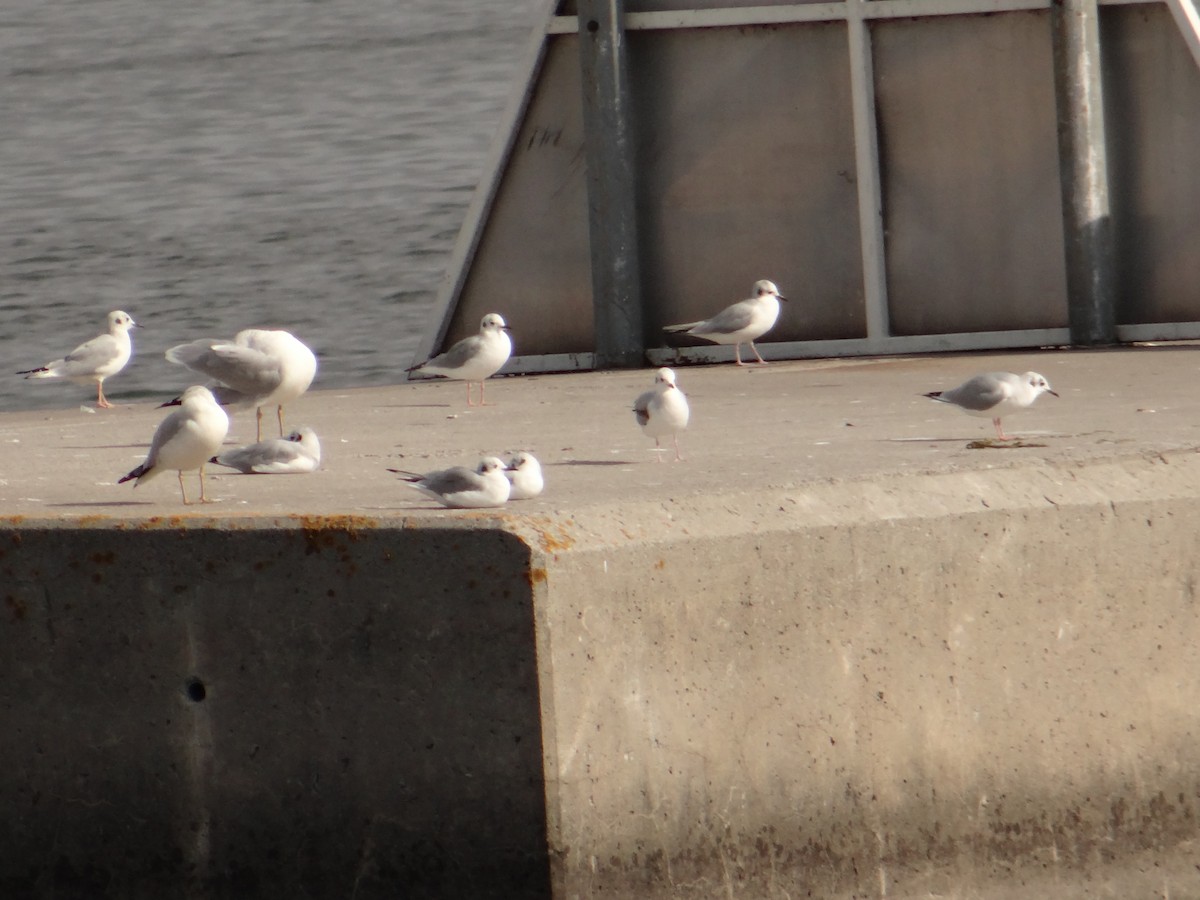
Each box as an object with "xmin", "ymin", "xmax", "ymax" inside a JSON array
[
  {"xmin": 209, "ymin": 426, "xmax": 321, "ymax": 474},
  {"xmin": 406, "ymin": 313, "xmax": 512, "ymax": 406},
  {"xmin": 388, "ymin": 457, "xmax": 512, "ymax": 509},
  {"xmin": 118, "ymin": 385, "xmax": 229, "ymax": 504},
  {"xmin": 663, "ymin": 279, "xmax": 787, "ymax": 366},
  {"xmin": 17, "ymin": 310, "xmax": 140, "ymax": 408},
  {"xmin": 634, "ymin": 367, "xmax": 690, "ymax": 461},
  {"xmin": 924, "ymin": 371, "xmax": 1059, "ymax": 440},
  {"xmin": 165, "ymin": 328, "xmax": 317, "ymax": 441}
]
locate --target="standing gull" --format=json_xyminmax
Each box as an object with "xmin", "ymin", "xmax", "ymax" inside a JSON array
[
  {"xmin": 165, "ymin": 328, "xmax": 317, "ymax": 441},
  {"xmin": 663, "ymin": 279, "xmax": 787, "ymax": 366},
  {"xmin": 17, "ymin": 310, "xmax": 139, "ymax": 408},
  {"xmin": 388, "ymin": 457, "xmax": 512, "ymax": 509},
  {"xmin": 504, "ymin": 451, "xmax": 544, "ymax": 500},
  {"xmin": 209, "ymin": 426, "xmax": 321, "ymax": 474},
  {"xmin": 633, "ymin": 367, "xmax": 690, "ymax": 462},
  {"xmin": 924, "ymin": 371, "xmax": 1059, "ymax": 440},
  {"xmin": 406, "ymin": 313, "xmax": 512, "ymax": 406},
  {"xmin": 118, "ymin": 385, "xmax": 229, "ymax": 504}
]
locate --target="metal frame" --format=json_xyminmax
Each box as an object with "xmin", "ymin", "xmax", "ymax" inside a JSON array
[
  {"xmin": 420, "ymin": 0, "xmax": 1197, "ymax": 375},
  {"xmin": 1165, "ymin": 0, "xmax": 1200, "ymax": 67}
]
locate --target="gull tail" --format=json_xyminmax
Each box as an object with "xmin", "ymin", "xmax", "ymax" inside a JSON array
[
  {"xmin": 662, "ymin": 322, "xmax": 701, "ymax": 334},
  {"xmin": 16, "ymin": 366, "xmax": 52, "ymax": 378},
  {"xmin": 385, "ymin": 467, "xmax": 423, "ymax": 482},
  {"xmin": 923, "ymin": 391, "xmax": 948, "ymax": 403}
]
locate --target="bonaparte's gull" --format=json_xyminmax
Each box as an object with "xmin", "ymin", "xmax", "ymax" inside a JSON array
[
  {"xmin": 504, "ymin": 451, "xmax": 544, "ymax": 500},
  {"xmin": 663, "ymin": 279, "xmax": 787, "ymax": 366},
  {"xmin": 407, "ymin": 313, "xmax": 512, "ymax": 406},
  {"xmin": 118, "ymin": 385, "xmax": 229, "ymax": 504},
  {"xmin": 924, "ymin": 371, "xmax": 1059, "ymax": 439},
  {"xmin": 388, "ymin": 457, "xmax": 512, "ymax": 508},
  {"xmin": 634, "ymin": 367, "xmax": 690, "ymax": 461},
  {"xmin": 165, "ymin": 329, "xmax": 317, "ymax": 440},
  {"xmin": 17, "ymin": 310, "xmax": 139, "ymax": 408},
  {"xmin": 209, "ymin": 426, "xmax": 321, "ymax": 474}
]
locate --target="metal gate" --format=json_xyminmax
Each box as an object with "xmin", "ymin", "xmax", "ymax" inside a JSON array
[{"xmin": 414, "ymin": 0, "xmax": 1200, "ymax": 372}]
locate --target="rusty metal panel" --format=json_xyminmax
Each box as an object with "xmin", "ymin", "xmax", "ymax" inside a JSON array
[
  {"xmin": 873, "ymin": 11, "xmax": 1070, "ymax": 336},
  {"xmin": 449, "ymin": 35, "xmax": 595, "ymax": 357},
  {"xmin": 630, "ymin": 22, "xmax": 865, "ymax": 343},
  {"xmin": 1103, "ymin": 3, "xmax": 1200, "ymax": 325}
]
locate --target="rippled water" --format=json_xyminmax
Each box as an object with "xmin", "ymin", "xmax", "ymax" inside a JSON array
[{"xmin": 0, "ymin": 0, "xmax": 541, "ymax": 412}]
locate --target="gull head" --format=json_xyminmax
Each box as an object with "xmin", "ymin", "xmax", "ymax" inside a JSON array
[
  {"xmin": 754, "ymin": 280, "xmax": 787, "ymax": 302},
  {"xmin": 108, "ymin": 310, "xmax": 140, "ymax": 333},
  {"xmin": 178, "ymin": 385, "xmax": 218, "ymax": 407},
  {"xmin": 654, "ymin": 367, "xmax": 678, "ymax": 389},
  {"xmin": 1023, "ymin": 372, "xmax": 1059, "ymax": 398},
  {"xmin": 476, "ymin": 456, "xmax": 509, "ymax": 476},
  {"xmin": 480, "ymin": 313, "xmax": 511, "ymax": 334},
  {"xmin": 507, "ymin": 451, "xmax": 539, "ymax": 473}
]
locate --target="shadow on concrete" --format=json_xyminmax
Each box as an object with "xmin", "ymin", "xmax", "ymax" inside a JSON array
[{"xmin": 0, "ymin": 524, "xmax": 551, "ymax": 899}]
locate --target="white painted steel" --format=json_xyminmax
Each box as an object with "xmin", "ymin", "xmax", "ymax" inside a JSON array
[
  {"xmin": 846, "ymin": 0, "xmax": 889, "ymax": 341},
  {"xmin": 547, "ymin": 0, "xmax": 1163, "ymax": 34},
  {"xmin": 1116, "ymin": 322, "xmax": 1200, "ymax": 342},
  {"xmin": 1164, "ymin": 0, "xmax": 1200, "ymax": 68}
]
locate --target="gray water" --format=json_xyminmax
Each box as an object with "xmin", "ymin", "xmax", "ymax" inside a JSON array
[{"xmin": 0, "ymin": 0, "xmax": 542, "ymax": 412}]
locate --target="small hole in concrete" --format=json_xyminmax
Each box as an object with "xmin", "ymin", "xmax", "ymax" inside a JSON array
[
  {"xmin": 586, "ymin": 19, "xmax": 599, "ymax": 33},
  {"xmin": 185, "ymin": 678, "xmax": 207, "ymax": 702}
]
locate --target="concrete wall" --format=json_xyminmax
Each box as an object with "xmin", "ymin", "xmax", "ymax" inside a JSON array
[
  {"xmin": 5, "ymin": 454, "xmax": 1200, "ymax": 897},
  {"xmin": 0, "ymin": 521, "xmax": 551, "ymax": 899},
  {"xmin": 525, "ymin": 454, "xmax": 1200, "ymax": 897}
]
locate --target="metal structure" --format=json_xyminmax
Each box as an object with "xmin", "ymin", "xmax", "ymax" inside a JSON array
[{"xmin": 415, "ymin": 0, "xmax": 1200, "ymax": 372}]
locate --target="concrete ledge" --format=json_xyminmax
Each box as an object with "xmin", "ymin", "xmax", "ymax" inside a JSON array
[
  {"xmin": 4, "ymin": 349, "xmax": 1200, "ymax": 896},
  {"xmin": 520, "ymin": 454, "xmax": 1200, "ymax": 897}
]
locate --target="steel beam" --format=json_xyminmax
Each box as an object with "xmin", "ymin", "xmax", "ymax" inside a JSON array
[
  {"xmin": 1051, "ymin": 0, "xmax": 1117, "ymax": 345},
  {"xmin": 577, "ymin": 0, "xmax": 645, "ymax": 368},
  {"xmin": 1164, "ymin": 0, "xmax": 1200, "ymax": 69}
]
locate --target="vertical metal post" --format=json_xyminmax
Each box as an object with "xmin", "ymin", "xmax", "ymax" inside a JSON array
[
  {"xmin": 577, "ymin": 0, "xmax": 644, "ymax": 368},
  {"xmin": 846, "ymin": 0, "xmax": 890, "ymax": 343},
  {"xmin": 1051, "ymin": 0, "xmax": 1117, "ymax": 345}
]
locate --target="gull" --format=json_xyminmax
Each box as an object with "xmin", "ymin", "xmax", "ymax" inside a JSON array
[
  {"xmin": 387, "ymin": 457, "xmax": 512, "ymax": 509},
  {"xmin": 924, "ymin": 371, "xmax": 1059, "ymax": 440},
  {"xmin": 118, "ymin": 385, "xmax": 229, "ymax": 504},
  {"xmin": 633, "ymin": 367, "xmax": 690, "ymax": 461},
  {"xmin": 17, "ymin": 310, "xmax": 139, "ymax": 408},
  {"xmin": 663, "ymin": 279, "xmax": 787, "ymax": 365},
  {"xmin": 504, "ymin": 451, "xmax": 544, "ymax": 500},
  {"xmin": 406, "ymin": 313, "xmax": 512, "ymax": 406},
  {"xmin": 209, "ymin": 426, "xmax": 321, "ymax": 474},
  {"xmin": 165, "ymin": 328, "xmax": 317, "ymax": 440}
]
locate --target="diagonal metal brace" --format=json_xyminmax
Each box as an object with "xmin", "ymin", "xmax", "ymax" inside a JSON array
[{"xmin": 1164, "ymin": 0, "xmax": 1200, "ymax": 70}]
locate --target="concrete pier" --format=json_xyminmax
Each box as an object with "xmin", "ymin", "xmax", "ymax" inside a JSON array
[{"xmin": 4, "ymin": 347, "xmax": 1200, "ymax": 897}]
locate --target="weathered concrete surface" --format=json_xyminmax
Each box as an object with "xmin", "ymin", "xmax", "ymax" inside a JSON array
[{"xmin": 4, "ymin": 347, "xmax": 1200, "ymax": 897}]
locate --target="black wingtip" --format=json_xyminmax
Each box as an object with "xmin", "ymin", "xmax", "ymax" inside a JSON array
[
  {"xmin": 158, "ymin": 396, "xmax": 182, "ymax": 408},
  {"xmin": 117, "ymin": 465, "xmax": 146, "ymax": 485},
  {"xmin": 923, "ymin": 391, "xmax": 943, "ymax": 401}
]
